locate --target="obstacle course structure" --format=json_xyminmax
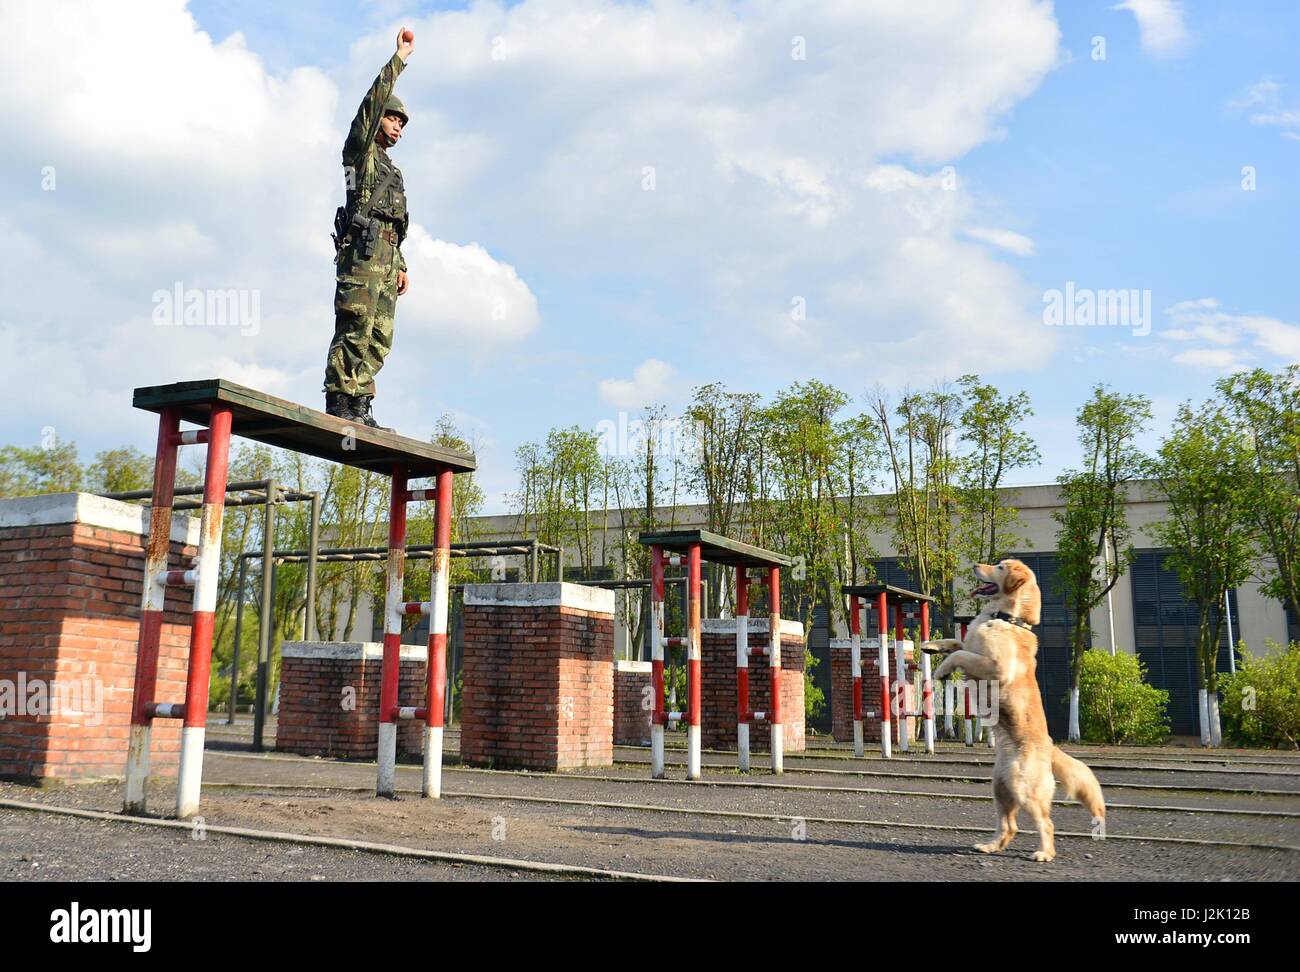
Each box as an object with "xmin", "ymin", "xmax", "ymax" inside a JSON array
[
  {"xmin": 842, "ymin": 583, "xmax": 937, "ymax": 758},
  {"xmin": 638, "ymin": 530, "xmax": 791, "ymax": 779},
  {"xmin": 122, "ymin": 379, "xmax": 474, "ymax": 818}
]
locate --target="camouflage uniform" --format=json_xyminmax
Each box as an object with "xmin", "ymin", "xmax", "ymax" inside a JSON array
[{"xmin": 324, "ymin": 53, "xmax": 411, "ymax": 399}]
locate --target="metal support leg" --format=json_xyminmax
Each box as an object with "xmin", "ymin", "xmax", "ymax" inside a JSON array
[
  {"xmin": 649, "ymin": 546, "xmax": 666, "ymax": 779},
  {"xmin": 423, "ymin": 467, "xmax": 453, "ymax": 798},
  {"xmin": 849, "ymin": 593, "xmax": 863, "ymax": 757},
  {"xmin": 768, "ymin": 565, "xmax": 783, "ymax": 774},
  {"xmin": 877, "ymin": 592, "xmax": 891, "ymax": 759},
  {"xmin": 376, "ymin": 465, "xmax": 408, "ymax": 798},
  {"xmin": 921, "ymin": 601, "xmax": 934, "ymax": 755},
  {"xmin": 124, "ymin": 408, "xmax": 180, "ymax": 814},
  {"xmin": 176, "ymin": 404, "xmax": 233, "ymax": 818},
  {"xmin": 686, "ymin": 543, "xmax": 702, "ymax": 781},
  {"xmin": 228, "ymin": 555, "xmax": 247, "ymax": 726},
  {"xmin": 735, "ymin": 566, "xmax": 750, "ymax": 773},
  {"xmin": 253, "ymin": 478, "xmax": 276, "ymax": 753}
]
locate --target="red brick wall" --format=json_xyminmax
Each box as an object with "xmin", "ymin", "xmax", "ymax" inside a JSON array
[
  {"xmin": 700, "ymin": 623, "xmax": 805, "ymax": 753},
  {"xmin": 614, "ymin": 661, "xmax": 652, "ymax": 746},
  {"xmin": 276, "ymin": 645, "xmax": 426, "ymax": 759},
  {"xmin": 0, "ymin": 516, "xmax": 196, "ymax": 780},
  {"xmin": 830, "ymin": 638, "xmax": 914, "ymax": 744},
  {"xmin": 460, "ymin": 585, "xmax": 614, "ymax": 771}
]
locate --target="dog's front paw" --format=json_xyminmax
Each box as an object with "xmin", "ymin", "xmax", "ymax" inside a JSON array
[
  {"xmin": 975, "ymin": 841, "xmax": 1001, "ymax": 854},
  {"xmin": 934, "ymin": 658, "xmax": 957, "ymax": 680},
  {"xmin": 1031, "ymin": 850, "xmax": 1055, "ymax": 863}
]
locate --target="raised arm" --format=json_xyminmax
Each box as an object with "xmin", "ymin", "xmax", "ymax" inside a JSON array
[{"xmin": 342, "ymin": 28, "xmax": 414, "ymax": 163}]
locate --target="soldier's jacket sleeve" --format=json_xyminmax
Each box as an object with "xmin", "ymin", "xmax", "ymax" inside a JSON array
[
  {"xmin": 342, "ymin": 53, "xmax": 406, "ymax": 168},
  {"xmin": 398, "ymin": 214, "xmax": 409, "ymax": 273}
]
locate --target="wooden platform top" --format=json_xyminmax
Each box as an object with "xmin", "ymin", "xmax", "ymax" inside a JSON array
[
  {"xmin": 133, "ymin": 379, "xmax": 476, "ymax": 478},
  {"xmin": 842, "ymin": 582, "xmax": 936, "ymax": 605},
  {"xmin": 637, "ymin": 529, "xmax": 791, "ymax": 568}
]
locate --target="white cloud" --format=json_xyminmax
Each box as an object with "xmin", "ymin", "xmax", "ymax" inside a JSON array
[
  {"xmin": 1112, "ymin": 0, "xmax": 1190, "ymax": 57},
  {"xmin": 1229, "ymin": 79, "xmax": 1300, "ymax": 140},
  {"xmin": 1, "ymin": 0, "xmax": 1069, "ymax": 478},
  {"xmin": 599, "ymin": 359, "xmax": 677, "ymax": 409},
  {"xmin": 1161, "ymin": 298, "xmax": 1300, "ymax": 372},
  {"xmin": 398, "ymin": 227, "xmax": 540, "ymax": 344},
  {"xmin": 963, "ymin": 226, "xmax": 1036, "ymax": 256}
]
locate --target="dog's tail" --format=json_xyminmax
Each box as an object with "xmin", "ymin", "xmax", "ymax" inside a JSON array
[{"xmin": 1051, "ymin": 745, "xmax": 1105, "ymax": 819}]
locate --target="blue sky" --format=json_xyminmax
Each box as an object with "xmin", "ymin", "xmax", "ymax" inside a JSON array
[{"xmin": 2, "ymin": 1, "xmax": 1297, "ymax": 513}]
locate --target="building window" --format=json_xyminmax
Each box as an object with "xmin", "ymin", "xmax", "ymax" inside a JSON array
[{"xmin": 1130, "ymin": 550, "xmax": 1239, "ymax": 736}]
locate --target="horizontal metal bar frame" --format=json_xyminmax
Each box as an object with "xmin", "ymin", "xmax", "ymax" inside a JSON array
[{"xmin": 244, "ymin": 539, "xmax": 560, "ymax": 563}]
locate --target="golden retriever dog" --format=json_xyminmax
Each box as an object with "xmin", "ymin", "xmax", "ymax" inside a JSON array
[{"xmin": 925, "ymin": 559, "xmax": 1105, "ymax": 862}]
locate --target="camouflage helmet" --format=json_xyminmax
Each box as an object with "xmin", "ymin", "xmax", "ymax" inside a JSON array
[{"xmin": 383, "ymin": 94, "xmax": 408, "ymax": 126}]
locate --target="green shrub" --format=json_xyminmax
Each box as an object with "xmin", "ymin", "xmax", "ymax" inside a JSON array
[
  {"xmin": 1219, "ymin": 641, "xmax": 1300, "ymax": 750},
  {"xmin": 1077, "ymin": 649, "xmax": 1170, "ymax": 745},
  {"xmin": 804, "ymin": 647, "xmax": 825, "ymax": 722}
]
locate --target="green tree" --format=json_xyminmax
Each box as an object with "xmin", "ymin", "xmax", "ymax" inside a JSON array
[
  {"xmin": 686, "ymin": 383, "xmax": 761, "ymax": 616},
  {"xmin": 86, "ymin": 447, "xmax": 154, "ymax": 495},
  {"xmin": 954, "ymin": 375, "xmax": 1039, "ymax": 608},
  {"xmin": 0, "ymin": 440, "xmax": 83, "ymax": 497},
  {"xmin": 870, "ymin": 385, "xmax": 962, "ymax": 630},
  {"xmin": 1148, "ymin": 401, "xmax": 1257, "ymax": 746},
  {"xmin": 1216, "ymin": 366, "xmax": 1300, "ymax": 623},
  {"xmin": 1054, "ymin": 385, "xmax": 1152, "ymax": 740}
]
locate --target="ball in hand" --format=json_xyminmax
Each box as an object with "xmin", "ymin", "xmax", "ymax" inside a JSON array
[{"xmin": 402, "ymin": 29, "xmax": 414, "ymax": 42}]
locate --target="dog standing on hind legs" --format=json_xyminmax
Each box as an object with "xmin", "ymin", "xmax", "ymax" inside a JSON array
[{"xmin": 925, "ymin": 559, "xmax": 1106, "ymax": 862}]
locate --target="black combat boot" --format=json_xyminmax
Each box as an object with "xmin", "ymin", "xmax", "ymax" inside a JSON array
[
  {"xmin": 325, "ymin": 392, "xmax": 356, "ymax": 420},
  {"xmin": 351, "ymin": 395, "xmax": 394, "ymax": 432}
]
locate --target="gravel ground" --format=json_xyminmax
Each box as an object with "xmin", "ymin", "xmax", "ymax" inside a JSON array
[
  {"xmin": 3, "ymin": 729, "xmax": 1297, "ymax": 882},
  {"xmin": 0, "ymin": 806, "xmax": 573, "ymax": 882}
]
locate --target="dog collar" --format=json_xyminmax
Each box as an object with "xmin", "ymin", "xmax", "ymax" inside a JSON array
[{"xmin": 993, "ymin": 611, "xmax": 1034, "ymax": 630}]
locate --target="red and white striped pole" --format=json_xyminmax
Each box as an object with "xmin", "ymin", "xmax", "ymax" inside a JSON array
[
  {"xmin": 649, "ymin": 545, "xmax": 666, "ymax": 778},
  {"xmin": 768, "ymin": 564, "xmax": 783, "ymax": 774},
  {"xmin": 877, "ymin": 591, "xmax": 891, "ymax": 759},
  {"xmin": 376, "ymin": 465, "xmax": 408, "ymax": 798},
  {"xmin": 735, "ymin": 565, "xmax": 750, "ymax": 772},
  {"xmin": 422, "ymin": 466, "xmax": 452, "ymax": 798},
  {"xmin": 920, "ymin": 601, "xmax": 935, "ymax": 755},
  {"xmin": 685, "ymin": 543, "xmax": 702, "ymax": 780},
  {"xmin": 849, "ymin": 594, "xmax": 864, "ymax": 757},
  {"xmin": 124, "ymin": 408, "xmax": 180, "ymax": 814},
  {"xmin": 894, "ymin": 603, "xmax": 909, "ymax": 753},
  {"xmin": 960, "ymin": 620, "xmax": 974, "ymax": 747},
  {"xmin": 175, "ymin": 404, "xmax": 232, "ymax": 818}
]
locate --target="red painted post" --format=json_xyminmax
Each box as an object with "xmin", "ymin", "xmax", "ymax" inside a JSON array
[
  {"xmin": 423, "ymin": 465, "xmax": 453, "ymax": 798},
  {"xmin": 877, "ymin": 591, "xmax": 891, "ymax": 758},
  {"xmin": 768, "ymin": 564, "xmax": 783, "ymax": 773},
  {"xmin": 686, "ymin": 543, "xmax": 702, "ymax": 780},
  {"xmin": 736, "ymin": 565, "xmax": 751, "ymax": 771},
  {"xmin": 124, "ymin": 408, "xmax": 180, "ymax": 814},
  {"xmin": 176, "ymin": 403, "xmax": 233, "ymax": 817},
  {"xmin": 376, "ymin": 464, "xmax": 409, "ymax": 797},
  {"xmin": 649, "ymin": 545, "xmax": 666, "ymax": 778}
]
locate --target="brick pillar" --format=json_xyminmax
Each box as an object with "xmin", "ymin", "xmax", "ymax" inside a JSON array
[
  {"xmin": 700, "ymin": 618, "xmax": 805, "ymax": 754},
  {"xmin": 614, "ymin": 660, "xmax": 652, "ymax": 746},
  {"xmin": 831, "ymin": 637, "xmax": 888, "ymax": 743},
  {"xmin": 460, "ymin": 583, "xmax": 615, "ymax": 771},
  {"xmin": 276, "ymin": 642, "xmax": 425, "ymax": 759},
  {"xmin": 0, "ymin": 493, "xmax": 198, "ymax": 780},
  {"xmin": 829, "ymin": 637, "xmax": 917, "ymax": 745}
]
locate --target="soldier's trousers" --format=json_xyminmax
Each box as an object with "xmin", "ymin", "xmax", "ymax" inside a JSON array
[{"xmin": 324, "ymin": 233, "xmax": 401, "ymax": 398}]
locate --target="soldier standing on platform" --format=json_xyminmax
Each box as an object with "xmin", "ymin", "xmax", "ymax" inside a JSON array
[{"xmin": 324, "ymin": 28, "xmax": 415, "ymax": 431}]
